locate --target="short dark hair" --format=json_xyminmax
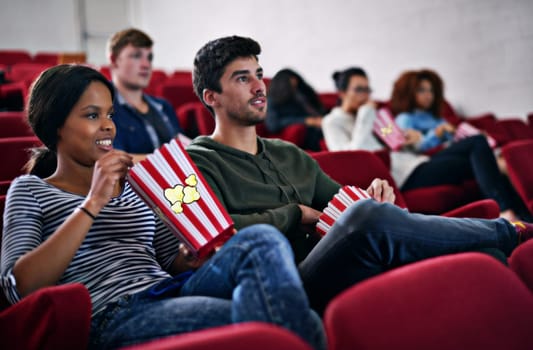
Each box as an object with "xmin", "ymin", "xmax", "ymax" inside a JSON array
[
  {"xmin": 26, "ymin": 64, "xmax": 114, "ymax": 177},
  {"xmin": 332, "ymin": 67, "xmax": 368, "ymax": 92},
  {"xmin": 107, "ymin": 28, "xmax": 153, "ymax": 62},
  {"xmin": 193, "ymin": 35, "xmax": 261, "ymax": 114}
]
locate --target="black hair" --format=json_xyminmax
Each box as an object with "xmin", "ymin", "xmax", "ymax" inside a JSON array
[
  {"xmin": 268, "ymin": 68, "xmax": 324, "ymax": 113},
  {"xmin": 192, "ymin": 35, "xmax": 261, "ymax": 115},
  {"xmin": 332, "ymin": 67, "xmax": 368, "ymax": 92},
  {"xmin": 25, "ymin": 64, "xmax": 114, "ymax": 178}
]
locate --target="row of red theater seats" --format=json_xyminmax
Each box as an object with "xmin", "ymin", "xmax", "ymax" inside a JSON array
[
  {"xmin": 0, "ymin": 49, "xmax": 87, "ymax": 67},
  {"xmin": 2, "ymin": 109, "xmax": 533, "ymax": 216},
  {"xmin": 3, "ymin": 55, "xmax": 532, "ymax": 150},
  {"xmin": 1, "ymin": 220, "xmax": 533, "ymax": 350}
]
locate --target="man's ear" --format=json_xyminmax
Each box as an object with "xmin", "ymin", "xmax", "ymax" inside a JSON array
[
  {"xmin": 108, "ymin": 53, "xmax": 117, "ymax": 68},
  {"xmin": 203, "ymin": 89, "xmax": 218, "ymax": 108}
]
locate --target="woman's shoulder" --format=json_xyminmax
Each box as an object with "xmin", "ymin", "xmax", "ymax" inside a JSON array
[{"xmin": 10, "ymin": 174, "xmax": 46, "ymax": 189}]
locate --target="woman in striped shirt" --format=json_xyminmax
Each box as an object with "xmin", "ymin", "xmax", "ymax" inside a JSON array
[{"xmin": 0, "ymin": 65, "xmax": 325, "ymax": 350}]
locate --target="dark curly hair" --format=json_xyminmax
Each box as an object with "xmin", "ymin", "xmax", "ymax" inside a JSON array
[
  {"xmin": 193, "ymin": 35, "xmax": 261, "ymax": 115},
  {"xmin": 390, "ymin": 69, "xmax": 444, "ymax": 117}
]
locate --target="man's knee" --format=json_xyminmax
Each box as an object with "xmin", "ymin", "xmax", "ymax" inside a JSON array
[
  {"xmin": 336, "ymin": 199, "xmax": 390, "ymax": 232},
  {"xmin": 235, "ymin": 224, "xmax": 290, "ymax": 249}
]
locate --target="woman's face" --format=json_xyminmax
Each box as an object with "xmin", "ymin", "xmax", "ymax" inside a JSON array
[
  {"xmin": 340, "ymin": 75, "xmax": 371, "ymax": 113},
  {"xmin": 56, "ymin": 81, "xmax": 116, "ymax": 167},
  {"xmin": 415, "ymin": 79, "xmax": 434, "ymax": 110}
]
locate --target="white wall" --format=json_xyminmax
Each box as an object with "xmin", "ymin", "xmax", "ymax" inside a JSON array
[
  {"xmin": 0, "ymin": 0, "xmax": 81, "ymax": 52},
  {"xmin": 1, "ymin": 0, "xmax": 532, "ymax": 118},
  {"xmin": 140, "ymin": 0, "xmax": 533, "ymax": 118}
]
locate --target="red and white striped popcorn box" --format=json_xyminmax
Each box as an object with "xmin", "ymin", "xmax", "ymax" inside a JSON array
[
  {"xmin": 127, "ymin": 137, "xmax": 234, "ymax": 258},
  {"xmin": 454, "ymin": 122, "xmax": 497, "ymax": 148},
  {"xmin": 316, "ymin": 186, "xmax": 372, "ymax": 236},
  {"xmin": 373, "ymin": 108, "xmax": 406, "ymax": 151}
]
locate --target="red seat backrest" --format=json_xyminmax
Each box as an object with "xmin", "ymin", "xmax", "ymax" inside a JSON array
[
  {"xmin": 510, "ymin": 239, "xmax": 533, "ymax": 293},
  {"xmin": 325, "ymin": 253, "xmax": 533, "ymax": 350},
  {"xmin": 144, "ymin": 69, "xmax": 168, "ymax": 97},
  {"xmin": 0, "ymin": 112, "xmax": 34, "ymax": 138},
  {"xmin": 176, "ymin": 102, "xmax": 214, "ymax": 137},
  {"xmin": 501, "ymin": 139, "xmax": 533, "ymax": 215},
  {"xmin": 5, "ymin": 63, "xmax": 53, "ymax": 87},
  {"xmin": 158, "ymin": 81, "xmax": 198, "ymax": 110},
  {"xmin": 33, "ymin": 52, "xmax": 60, "ymax": 65},
  {"xmin": 0, "ymin": 136, "xmax": 42, "ymax": 182},
  {"xmin": 0, "ymin": 50, "xmax": 32, "ymax": 66},
  {"xmin": 310, "ymin": 150, "xmax": 407, "ymax": 208}
]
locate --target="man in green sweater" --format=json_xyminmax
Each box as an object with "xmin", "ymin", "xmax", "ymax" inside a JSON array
[{"xmin": 186, "ymin": 35, "xmax": 533, "ymax": 313}]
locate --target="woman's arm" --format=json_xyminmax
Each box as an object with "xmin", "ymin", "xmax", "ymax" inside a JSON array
[{"xmin": 10, "ymin": 150, "xmax": 133, "ymax": 297}]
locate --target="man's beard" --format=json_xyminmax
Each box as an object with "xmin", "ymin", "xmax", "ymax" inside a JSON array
[{"xmin": 227, "ymin": 106, "xmax": 266, "ymax": 126}]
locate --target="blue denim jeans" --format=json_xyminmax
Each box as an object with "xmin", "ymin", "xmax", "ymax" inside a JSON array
[
  {"xmin": 299, "ymin": 199, "xmax": 519, "ymax": 313},
  {"xmin": 89, "ymin": 224, "xmax": 325, "ymax": 350}
]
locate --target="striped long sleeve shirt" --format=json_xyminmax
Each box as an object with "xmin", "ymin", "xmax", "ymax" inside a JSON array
[{"xmin": 1, "ymin": 175, "xmax": 181, "ymax": 316}]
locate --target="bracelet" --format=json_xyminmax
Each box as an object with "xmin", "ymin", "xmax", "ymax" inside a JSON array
[{"xmin": 78, "ymin": 206, "xmax": 97, "ymax": 220}]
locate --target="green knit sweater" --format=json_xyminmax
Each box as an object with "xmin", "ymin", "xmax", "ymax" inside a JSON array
[{"xmin": 187, "ymin": 136, "xmax": 341, "ymax": 261}]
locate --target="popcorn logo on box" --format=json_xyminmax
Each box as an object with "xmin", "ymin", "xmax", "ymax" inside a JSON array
[
  {"xmin": 164, "ymin": 174, "xmax": 201, "ymax": 214},
  {"xmin": 380, "ymin": 122, "xmax": 393, "ymax": 137}
]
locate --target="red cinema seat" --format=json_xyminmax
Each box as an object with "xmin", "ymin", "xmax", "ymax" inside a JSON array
[
  {"xmin": 0, "ymin": 50, "xmax": 32, "ymax": 66},
  {"xmin": 324, "ymin": 253, "xmax": 533, "ymax": 350},
  {"xmin": 256, "ymin": 122, "xmax": 307, "ymax": 149},
  {"xmin": 311, "ymin": 150, "xmax": 499, "ymax": 218},
  {"xmin": 0, "ymin": 81, "xmax": 26, "ymax": 111},
  {"xmin": 6, "ymin": 62, "xmax": 52, "ymax": 85},
  {"xmin": 176, "ymin": 102, "xmax": 215, "ymax": 136},
  {"xmin": 99, "ymin": 65, "xmax": 112, "ymax": 81},
  {"xmin": 169, "ymin": 70, "xmax": 193, "ymax": 85},
  {"xmin": 510, "ymin": 239, "xmax": 533, "ymax": 293},
  {"xmin": 318, "ymin": 92, "xmax": 338, "ymax": 113},
  {"xmin": 501, "ymin": 139, "xmax": 533, "ymax": 216},
  {"xmin": 144, "ymin": 69, "xmax": 168, "ymax": 97},
  {"xmin": 33, "ymin": 52, "xmax": 60, "ymax": 65},
  {"xmin": 0, "ymin": 136, "xmax": 42, "ymax": 182},
  {"xmin": 0, "ymin": 194, "xmax": 5, "ymax": 237},
  {"xmin": 121, "ymin": 322, "xmax": 312, "ymax": 350},
  {"xmin": 496, "ymin": 118, "xmax": 533, "ymax": 141},
  {"xmin": 0, "ymin": 111, "xmax": 34, "ymax": 138},
  {"xmin": 158, "ymin": 80, "xmax": 198, "ymax": 110},
  {"xmin": 0, "ymin": 283, "xmax": 92, "ymax": 350}
]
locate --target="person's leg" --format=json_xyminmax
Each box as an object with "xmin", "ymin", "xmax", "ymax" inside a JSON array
[
  {"xmin": 299, "ymin": 199, "xmax": 518, "ymax": 313},
  {"xmin": 401, "ymin": 155, "xmax": 472, "ymax": 189},
  {"xmin": 403, "ymin": 135, "xmax": 517, "ymax": 212},
  {"xmin": 180, "ymin": 224, "xmax": 326, "ymax": 350},
  {"xmin": 90, "ymin": 294, "xmax": 232, "ymax": 349}
]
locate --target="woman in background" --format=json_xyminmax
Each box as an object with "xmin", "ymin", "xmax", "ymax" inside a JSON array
[
  {"xmin": 266, "ymin": 68, "xmax": 325, "ymax": 151},
  {"xmin": 323, "ymin": 67, "xmax": 525, "ymax": 222}
]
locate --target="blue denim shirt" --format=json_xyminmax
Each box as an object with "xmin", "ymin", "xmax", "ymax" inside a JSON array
[
  {"xmin": 112, "ymin": 91, "xmax": 184, "ymax": 154},
  {"xmin": 395, "ymin": 110, "xmax": 453, "ymax": 152}
]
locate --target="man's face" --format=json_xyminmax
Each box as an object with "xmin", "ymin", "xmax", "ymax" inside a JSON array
[
  {"xmin": 210, "ymin": 56, "xmax": 267, "ymax": 126},
  {"xmin": 111, "ymin": 44, "xmax": 153, "ymax": 90}
]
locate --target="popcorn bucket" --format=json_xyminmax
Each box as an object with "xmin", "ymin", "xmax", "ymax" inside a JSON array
[
  {"xmin": 373, "ymin": 108, "xmax": 406, "ymax": 151},
  {"xmin": 128, "ymin": 138, "xmax": 234, "ymax": 258},
  {"xmin": 454, "ymin": 122, "xmax": 497, "ymax": 148},
  {"xmin": 316, "ymin": 186, "xmax": 372, "ymax": 236}
]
